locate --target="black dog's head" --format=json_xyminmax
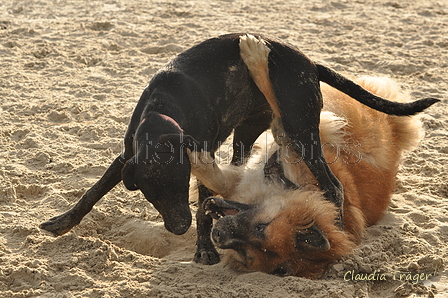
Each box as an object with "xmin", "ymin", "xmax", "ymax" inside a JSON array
[{"xmin": 121, "ymin": 116, "xmax": 199, "ymax": 235}]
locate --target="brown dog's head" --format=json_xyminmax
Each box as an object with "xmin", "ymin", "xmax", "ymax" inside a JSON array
[{"xmin": 205, "ymin": 192, "xmax": 355, "ymax": 278}]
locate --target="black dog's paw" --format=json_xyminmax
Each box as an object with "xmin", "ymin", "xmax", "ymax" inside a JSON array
[
  {"xmin": 194, "ymin": 248, "xmax": 220, "ymax": 265},
  {"xmin": 40, "ymin": 211, "xmax": 79, "ymax": 236}
]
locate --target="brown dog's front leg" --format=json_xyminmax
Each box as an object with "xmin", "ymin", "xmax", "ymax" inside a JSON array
[
  {"xmin": 188, "ymin": 149, "xmax": 240, "ymax": 198},
  {"xmin": 194, "ymin": 183, "xmax": 220, "ymax": 265},
  {"xmin": 40, "ymin": 154, "xmax": 126, "ymax": 236}
]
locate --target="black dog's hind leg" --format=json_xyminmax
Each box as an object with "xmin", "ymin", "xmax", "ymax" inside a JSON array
[
  {"xmin": 194, "ymin": 182, "xmax": 221, "ymax": 265},
  {"xmin": 303, "ymin": 144, "xmax": 344, "ymax": 225},
  {"xmin": 231, "ymin": 110, "xmax": 272, "ymax": 165},
  {"xmin": 288, "ymin": 122, "xmax": 345, "ymax": 228},
  {"xmin": 268, "ymin": 54, "xmax": 344, "ymax": 228},
  {"xmin": 40, "ymin": 154, "xmax": 127, "ymax": 235}
]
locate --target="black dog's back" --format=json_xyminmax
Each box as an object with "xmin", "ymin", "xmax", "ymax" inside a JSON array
[{"xmin": 137, "ymin": 34, "xmax": 271, "ymax": 150}]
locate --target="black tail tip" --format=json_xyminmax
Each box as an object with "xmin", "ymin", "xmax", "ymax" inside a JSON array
[
  {"xmin": 411, "ymin": 97, "xmax": 441, "ymax": 115},
  {"xmin": 422, "ymin": 97, "xmax": 441, "ymax": 106}
]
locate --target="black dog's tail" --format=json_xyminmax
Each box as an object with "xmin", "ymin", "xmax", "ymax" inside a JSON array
[{"xmin": 317, "ymin": 64, "xmax": 440, "ymax": 116}]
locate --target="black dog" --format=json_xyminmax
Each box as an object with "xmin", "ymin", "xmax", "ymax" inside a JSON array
[{"xmin": 40, "ymin": 33, "xmax": 438, "ymax": 265}]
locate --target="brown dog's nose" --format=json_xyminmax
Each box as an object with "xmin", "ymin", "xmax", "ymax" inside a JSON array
[
  {"xmin": 212, "ymin": 228, "xmax": 227, "ymax": 245},
  {"xmin": 212, "ymin": 227, "xmax": 245, "ymax": 249}
]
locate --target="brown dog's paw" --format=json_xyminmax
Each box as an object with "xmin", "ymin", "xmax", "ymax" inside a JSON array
[
  {"xmin": 188, "ymin": 149, "xmax": 216, "ymax": 175},
  {"xmin": 194, "ymin": 248, "xmax": 220, "ymax": 265}
]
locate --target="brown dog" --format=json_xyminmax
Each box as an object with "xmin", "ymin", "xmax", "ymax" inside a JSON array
[{"xmin": 188, "ymin": 37, "xmax": 427, "ymax": 278}]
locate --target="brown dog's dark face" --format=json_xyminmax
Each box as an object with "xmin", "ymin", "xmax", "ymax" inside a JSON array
[{"xmin": 205, "ymin": 196, "xmax": 354, "ymax": 278}]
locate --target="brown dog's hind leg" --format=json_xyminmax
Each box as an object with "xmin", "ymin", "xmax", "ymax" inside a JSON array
[{"xmin": 40, "ymin": 154, "xmax": 126, "ymax": 236}]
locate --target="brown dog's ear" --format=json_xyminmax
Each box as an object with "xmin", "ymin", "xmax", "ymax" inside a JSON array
[
  {"xmin": 158, "ymin": 133, "xmax": 201, "ymax": 152},
  {"xmin": 122, "ymin": 161, "xmax": 139, "ymax": 191},
  {"xmin": 294, "ymin": 224, "xmax": 330, "ymax": 252}
]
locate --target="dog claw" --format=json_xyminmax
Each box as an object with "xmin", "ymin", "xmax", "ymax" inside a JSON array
[{"xmin": 194, "ymin": 249, "xmax": 220, "ymax": 265}]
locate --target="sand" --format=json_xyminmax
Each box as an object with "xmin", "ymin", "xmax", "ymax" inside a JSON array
[{"xmin": 0, "ymin": 0, "xmax": 447, "ymax": 297}]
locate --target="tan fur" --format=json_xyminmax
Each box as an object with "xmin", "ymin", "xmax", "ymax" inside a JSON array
[
  {"xmin": 188, "ymin": 149, "xmax": 241, "ymax": 198},
  {"xmin": 189, "ymin": 50, "xmax": 424, "ymax": 277},
  {"xmin": 239, "ymin": 34, "xmax": 281, "ymax": 118}
]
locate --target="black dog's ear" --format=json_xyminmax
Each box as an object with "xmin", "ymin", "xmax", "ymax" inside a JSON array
[
  {"xmin": 182, "ymin": 134, "xmax": 201, "ymax": 151},
  {"xmin": 294, "ymin": 224, "xmax": 330, "ymax": 252},
  {"xmin": 122, "ymin": 162, "xmax": 139, "ymax": 191},
  {"xmin": 158, "ymin": 133, "xmax": 201, "ymax": 151}
]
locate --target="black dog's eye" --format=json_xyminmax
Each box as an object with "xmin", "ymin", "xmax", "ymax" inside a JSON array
[{"xmin": 255, "ymin": 223, "xmax": 268, "ymax": 233}]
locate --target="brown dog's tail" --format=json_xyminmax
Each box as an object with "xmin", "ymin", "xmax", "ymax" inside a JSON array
[
  {"xmin": 239, "ymin": 34, "xmax": 281, "ymax": 118},
  {"xmin": 317, "ymin": 64, "xmax": 440, "ymax": 116}
]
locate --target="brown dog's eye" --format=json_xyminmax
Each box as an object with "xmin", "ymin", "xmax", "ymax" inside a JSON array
[
  {"xmin": 255, "ymin": 223, "xmax": 268, "ymax": 233},
  {"xmin": 272, "ymin": 267, "xmax": 288, "ymax": 276}
]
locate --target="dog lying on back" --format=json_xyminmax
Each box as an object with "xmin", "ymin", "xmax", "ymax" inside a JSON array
[{"xmin": 189, "ymin": 75, "xmax": 426, "ymax": 278}]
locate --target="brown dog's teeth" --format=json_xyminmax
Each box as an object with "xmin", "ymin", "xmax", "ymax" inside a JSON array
[{"xmin": 206, "ymin": 211, "xmax": 221, "ymax": 220}]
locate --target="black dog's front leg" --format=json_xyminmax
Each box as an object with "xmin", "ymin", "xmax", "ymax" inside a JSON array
[
  {"xmin": 194, "ymin": 183, "xmax": 220, "ymax": 265},
  {"xmin": 40, "ymin": 154, "xmax": 126, "ymax": 235},
  {"xmin": 231, "ymin": 110, "xmax": 272, "ymax": 166},
  {"xmin": 193, "ymin": 112, "xmax": 271, "ymax": 264}
]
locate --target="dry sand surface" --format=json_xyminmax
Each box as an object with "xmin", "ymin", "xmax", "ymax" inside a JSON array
[{"xmin": 1, "ymin": 0, "xmax": 447, "ymax": 297}]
